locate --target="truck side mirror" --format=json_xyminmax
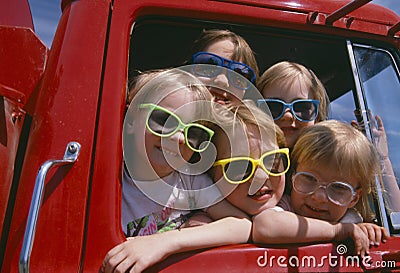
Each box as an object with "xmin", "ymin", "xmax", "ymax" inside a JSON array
[{"xmin": 0, "ymin": 26, "xmax": 47, "ymax": 113}]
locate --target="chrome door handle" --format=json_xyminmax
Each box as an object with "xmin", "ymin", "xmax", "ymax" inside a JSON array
[{"xmin": 19, "ymin": 142, "xmax": 81, "ymax": 273}]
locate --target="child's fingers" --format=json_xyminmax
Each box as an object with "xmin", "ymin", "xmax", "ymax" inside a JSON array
[
  {"xmin": 103, "ymin": 250, "xmax": 129, "ymax": 273},
  {"xmin": 371, "ymin": 227, "xmax": 390, "ymax": 245},
  {"xmin": 354, "ymin": 239, "xmax": 369, "ymax": 257},
  {"xmin": 381, "ymin": 227, "xmax": 389, "ymax": 242},
  {"xmin": 375, "ymin": 115, "xmax": 384, "ymax": 130},
  {"xmin": 358, "ymin": 224, "xmax": 374, "ymax": 244},
  {"xmin": 358, "ymin": 224, "xmax": 389, "ymax": 245},
  {"xmin": 364, "ymin": 225, "xmax": 378, "ymax": 245},
  {"xmin": 353, "ymin": 228, "xmax": 370, "ymax": 257}
]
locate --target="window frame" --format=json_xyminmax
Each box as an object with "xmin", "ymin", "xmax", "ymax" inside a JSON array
[{"xmin": 348, "ymin": 41, "xmax": 400, "ymax": 233}]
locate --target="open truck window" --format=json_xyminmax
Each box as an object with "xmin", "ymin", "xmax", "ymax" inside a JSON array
[
  {"xmin": 128, "ymin": 14, "xmax": 400, "ymax": 234},
  {"xmin": 2, "ymin": 0, "xmax": 400, "ymax": 272}
]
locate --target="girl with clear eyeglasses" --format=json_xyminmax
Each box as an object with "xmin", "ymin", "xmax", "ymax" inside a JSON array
[{"xmin": 252, "ymin": 120, "xmax": 389, "ymax": 257}]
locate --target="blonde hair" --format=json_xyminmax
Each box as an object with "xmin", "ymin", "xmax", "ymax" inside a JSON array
[
  {"xmin": 126, "ymin": 68, "xmax": 213, "ymax": 120},
  {"xmin": 290, "ymin": 120, "xmax": 379, "ymax": 221},
  {"xmin": 191, "ymin": 29, "xmax": 259, "ymax": 80},
  {"xmin": 257, "ymin": 61, "xmax": 329, "ymax": 122},
  {"xmin": 127, "ymin": 69, "xmax": 166, "ymax": 104},
  {"xmin": 212, "ymin": 100, "xmax": 286, "ymax": 152}
]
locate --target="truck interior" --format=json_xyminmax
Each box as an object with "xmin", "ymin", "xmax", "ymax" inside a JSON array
[{"xmin": 130, "ymin": 17, "xmax": 355, "ymax": 103}]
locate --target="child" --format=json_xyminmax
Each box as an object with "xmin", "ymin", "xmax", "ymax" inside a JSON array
[
  {"xmin": 189, "ymin": 29, "xmax": 259, "ymax": 105},
  {"xmin": 122, "ymin": 68, "xmax": 247, "ymax": 237},
  {"xmin": 102, "ymin": 100, "xmax": 289, "ymax": 273},
  {"xmin": 210, "ymin": 101, "xmax": 288, "ymax": 216},
  {"xmin": 252, "ymin": 120, "xmax": 389, "ymax": 257},
  {"xmin": 257, "ymin": 61, "xmax": 330, "ymax": 148}
]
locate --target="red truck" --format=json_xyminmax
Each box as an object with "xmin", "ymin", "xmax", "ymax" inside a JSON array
[{"xmin": 1, "ymin": 0, "xmax": 400, "ymax": 272}]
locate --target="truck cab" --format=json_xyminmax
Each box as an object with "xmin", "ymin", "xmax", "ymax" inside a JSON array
[{"xmin": 1, "ymin": 0, "xmax": 400, "ymax": 272}]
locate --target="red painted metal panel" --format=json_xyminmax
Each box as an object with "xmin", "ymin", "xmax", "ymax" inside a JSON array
[
  {"xmin": 143, "ymin": 239, "xmax": 400, "ymax": 272},
  {"xmin": 0, "ymin": 26, "xmax": 46, "ymax": 247},
  {"xmin": 118, "ymin": 0, "xmax": 400, "ymax": 40},
  {"xmin": 0, "ymin": 26, "xmax": 47, "ymax": 112},
  {"xmin": 0, "ymin": 0, "xmax": 34, "ymax": 29},
  {"xmin": 2, "ymin": 0, "xmax": 110, "ymax": 271},
  {"xmin": 83, "ymin": 0, "xmax": 400, "ymax": 271},
  {"xmin": 2, "ymin": 0, "xmax": 400, "ymax": 272},
  {"xmin": 0, "ymin": 97, "xmax": 25, "ymax": 244}
]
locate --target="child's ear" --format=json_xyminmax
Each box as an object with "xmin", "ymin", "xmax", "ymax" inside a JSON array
[{"xmin": 348, "ymin": 188, "xmax": 362, "ymax": 208}]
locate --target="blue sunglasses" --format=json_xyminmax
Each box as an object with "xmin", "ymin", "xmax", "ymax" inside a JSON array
[
  {"xmin": 257, "ymin": 99, "xmax": 320, "ymax": 122},
  {"xmin": 191, "ymin": 52, "xmax": 256, "ymax": 90}
]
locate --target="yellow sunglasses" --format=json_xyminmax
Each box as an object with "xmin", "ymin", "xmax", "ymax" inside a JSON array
[{"xmin": 213, "ymin": 148, "xmax": 290, "ymax": 184}]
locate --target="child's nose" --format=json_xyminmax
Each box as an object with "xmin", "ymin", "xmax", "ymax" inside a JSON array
[
  {"xmin": 311, "ymin": 186, "xmax": 329, "ymax": 202},
  {"xmin": 280, "ymin": 108, "xmax": 295, "ymax": 121},
  {"xmin": 169, "ymin": 130, "xmax": 185, "ymax": 144},
  {"xmin": 248, "ymin": 167, "xmax": 269, "ymax": 195},
  {"xmin": 213, "ymin": 73, "xmax": 230, "ymax": 88}
]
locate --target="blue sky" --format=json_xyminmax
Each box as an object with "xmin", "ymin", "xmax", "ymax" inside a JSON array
[
  {"xmin": 29, "ymin": 0, "xmax": 61, "ymax": 47},
  {"xmin": 30, "ymin": 0, "xmax": 399, "ymax": 47}
]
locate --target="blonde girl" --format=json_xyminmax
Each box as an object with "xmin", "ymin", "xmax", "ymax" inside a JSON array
[
  {"xmin": 257, "ymin": 61, "xmax": 329, "ymax": 148},
  {"xmin": 253, "ymin": 120, "xmax": 389, "ymax": 257}
]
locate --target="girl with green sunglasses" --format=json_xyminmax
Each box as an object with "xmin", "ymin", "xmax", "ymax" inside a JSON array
[{"xmin": 122, "ymin": 68, "xmax": 251, "ymax": 238}]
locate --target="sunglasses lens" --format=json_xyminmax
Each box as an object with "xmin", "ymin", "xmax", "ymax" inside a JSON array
[
  {"xmin": 194, "ymin": 53, "xmax": 222, "ymax": 65},
  {"xmin": 223, "ymin": 160, "xmax": 253, "ymax": 183},
  {"xmin": 293, "ymin": 101, "xmax": 318, "ymax": 121},
  {"xmin": 266, "ymin": 101, "xmax": 285, "ymax": 120},
  {"xmin": 230, "ymin": 63, "xmax": 255, "ymax": 85},
  {"xmin": 193, "ymin": 53, "xmax": 222, "ymax": 78},
  {"xmin": 263, "ymin": 152, "xmax": 289, "ymax": 174},
  {"xmin": 186, "ymin": 126, "xmax": 211, "ymax": 150},
  {"xmin": 148, "ymin": 109, "xmax": 179, "ymax": 135},
  {"xmin": 327, "ymin": 183, "xmax": 354, "ymax": 205}
]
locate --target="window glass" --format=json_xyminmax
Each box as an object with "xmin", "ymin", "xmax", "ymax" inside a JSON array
[
  {"xmin": 330, "ymin": 90, "xmax": 356, "ymax": 122},
  {"xmin": 354, "ymin": 46, "xmax": 400, "ymax": 183},
  {"xmin": 354, "ymin": 46, "xmax": 400, "ymax": 227}
]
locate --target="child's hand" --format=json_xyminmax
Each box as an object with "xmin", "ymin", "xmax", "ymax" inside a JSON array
[
  {"xmin": 352, "ymin": 112, "xmax": 389, "ymax": 159},
  {"xmin": 357, "ymin": 223, "xmax": 389, "ymax": 246},
  {"xmin": 101, "ymin": 235, "xmax": 171, "ymax": 273},
  {"xmin": 334, "ymin": 223, "xmax": 370, "ymax": 257}
]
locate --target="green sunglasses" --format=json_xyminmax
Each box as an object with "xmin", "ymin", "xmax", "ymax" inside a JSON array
[
  {"xmin": 213, "ymin": 148, "xmax": 290, "ymax": 184},
  {"xmin": 139, "ymin": 103, "xmax": 214, "ymax": 152}
]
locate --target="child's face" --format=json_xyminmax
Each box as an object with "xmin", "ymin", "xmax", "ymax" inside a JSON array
[
  {"xmin": 212, "ymin": 124, "xmax": 285, "ymax": 216},
  {"xmin": 262, "ymin": 80, "xmax": 315, "ymax": 148},
  {"xmin": 290, "ymin": 162, "xmax": 361, "ymax": 222},
  {"xmin": 135, "ymin": 89, "xmax": 197, "ymax": 178},
  {"xmin": 199, "ymin": 39, "xmax": 247, "ymax": 105}
]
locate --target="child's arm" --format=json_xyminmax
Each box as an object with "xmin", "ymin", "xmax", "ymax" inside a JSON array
[
  {"xmin": 182, "ymin": 199, "xmax": 249, "ymax": 227},
  {"xmin": 353, "ymin": 114, "xmax": 400, "ymax": 210},
  {"xmin": 375, "ymin": 116, "xmax": 400, "ymax": 211},
  {"xmin": 102, "ymin": 216, "xmax": 251, "ymax": 273},
  {"xmin": 252, "ymin": 209, "xmax": 374, "ymax": 256},
  {"xmin": 206, "ymin": 198, "xmax": 250, "ymax": 220}
]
